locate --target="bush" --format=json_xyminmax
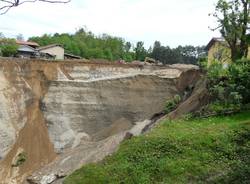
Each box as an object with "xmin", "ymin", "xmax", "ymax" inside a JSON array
[
  {"xmin": 0, "ymin": 38, "xmax": 18, "ymax": 57},
  {"xmin": 164, "ymin": 95, "xmax": 181, "ymax": 114},
  {"xmin": 198, "ymin": 57, "xmax": 208, "ymax": 70},
  {"xmin": 201, "ymin": 59, "xmax": 250, "ymax": 116}
]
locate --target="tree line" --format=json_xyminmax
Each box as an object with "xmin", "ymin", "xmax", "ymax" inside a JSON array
[{"xmin": 28, "ymin": 28, "xmax": 206, "ymax": 64}]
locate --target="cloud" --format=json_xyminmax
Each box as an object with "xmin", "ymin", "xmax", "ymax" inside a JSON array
[{"xmin": 0, "ymin": 0, "xmax": 220, "ymax": 48}]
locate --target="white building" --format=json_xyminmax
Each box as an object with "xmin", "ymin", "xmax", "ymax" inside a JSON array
[{"xmin": 38, "ymin": 44, "xmax": 64, "ymax": 60}]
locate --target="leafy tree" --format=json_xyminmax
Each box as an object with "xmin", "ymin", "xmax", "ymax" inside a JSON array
[
  {"xmin": 29, "ymin": 28, "xmax": 133, "ymax": 62},
  {"xmin": 29, "ymin": 27, "xmax": 205, "ymax": 64},
  {"xmin": 16, "ymin": 34, "xmax": 24, "ymax": 41},
  {"xmin": 151, "ymin": 41, "xmax": 163, "ymax": 61},
  {"xmin": 176, "ymin": 45, "xmax": 198, "ymax": 64},
  {"xmin": 211, "ymin": 0, "xmax": 250, "ymax": 61},
  {"xmin": 134, "ymin": 41, "xmax": 147, "ymax": 61},
  {"xmin": 150, "ymin": 41, "xmax": 205, "ymax": 65},
  {"xmin": 124, "ymin": 42, "xmax": 132, "ymax": 52},
  {"xmin": 0, "ymin": 38, "xmax": 18, "ymax": 57},
  {"xmin": 198, "ymin": 59, "xmax": 250, "ymax": 116}
]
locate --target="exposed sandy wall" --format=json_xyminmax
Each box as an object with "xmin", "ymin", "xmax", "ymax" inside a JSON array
[
  {"xmin": 0, "ymin": 58, "xmax": 200, "ymax": 184},
  {"xmin": 0, "ymin": 60, "xmax": 57, "ymax": 184}
]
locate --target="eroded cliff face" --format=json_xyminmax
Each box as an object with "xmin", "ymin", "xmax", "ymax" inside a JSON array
[
  {"xmin": 0, "ymin": 60, "xmax": 57, "ymax": 184},
  {"xmin": 0, "ymin": 59, "xmax": 200, "ymax": 184}
]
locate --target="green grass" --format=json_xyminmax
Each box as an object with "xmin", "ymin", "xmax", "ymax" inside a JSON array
[{"xmin": 64, "ymin": 111, "xmax": 250, "ymax": 184}]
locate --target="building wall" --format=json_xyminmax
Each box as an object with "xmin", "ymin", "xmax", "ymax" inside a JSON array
[
  {"xmin": 17, "ymin": 51, "xmax": 34, "ymax": 59},
  {"xmin": 208, "ymin": 41, "xmax": 250, "ymax": 66},
  {"xmin": 40, "ymin": 46, "xmax": 64, "ymax": 60},
  {"xmin": 207, "ymin": 41, "xmax": 231, "ymax": 66},
  {"xmin": 248, "ymin": 47, "xmax": 250, "ymax": 59}
]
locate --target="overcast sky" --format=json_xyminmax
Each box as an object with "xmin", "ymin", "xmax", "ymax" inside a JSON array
[{"xmin": 0, "ymin": 0, "xmax": 220, "ymax": 48}]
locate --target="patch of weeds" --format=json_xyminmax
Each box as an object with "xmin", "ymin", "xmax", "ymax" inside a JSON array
[
  {"xmin": 165, "ymin": 94, "xmax": 181, "ymax": 113},
  {"xmin": 12, "ymin": 152, "xmax": 27, "ymax": 167}
]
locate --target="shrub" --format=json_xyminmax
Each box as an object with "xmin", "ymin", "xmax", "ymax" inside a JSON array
[
  {"xmin": 0, "ymin": 38, "xmax": 18, "ymax": 57},
  {"xmin": 200, "ymin": 59, "xmax": 250, "ymax": 116},
  {"xmin": 165, "ymin": 95, "xmax": 181, "ymax": 114},
  {"xmin": 198, "ymin": 57, "xmax": 208, "ymax": 70}
]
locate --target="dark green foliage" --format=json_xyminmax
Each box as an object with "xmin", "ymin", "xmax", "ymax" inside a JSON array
[
  {"xmin": 64, "ymin": 111, "xmax": 250, "ymax": 184},
  {"xmin": 149, "ymin": 41, "xmax": 206, "ymax": 65},
  {"xmin": 29, "ymin": 28, "xmax": 206, "ymax": 64},
  {"xmin": 134, "ymin": 41, "xmax": 147, "ymax": 61},
  {"xmin": 0, "ymin": 38, "xmax": 18, "ymax": 57},
  {"xmin": 198, "ymin": 57, "xmax": 208, "ymax": 70},
  {"xmin": 29, "ymin": 28, "xmax": 135, "ymax": 62},
  {"xmin": 202, "ymin": 59, "xmax": 250, "ymax": 116},
  {"xmin": 165, "ymin": 95, "xmax": 181, "ymax": 113}
]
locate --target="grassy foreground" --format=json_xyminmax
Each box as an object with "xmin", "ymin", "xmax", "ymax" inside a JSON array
[{"xmin": 64, "ymin": 112, "xmax": 250, "ymax": 184}]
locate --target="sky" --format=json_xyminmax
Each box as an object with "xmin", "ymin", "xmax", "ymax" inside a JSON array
[{"xmin": 0, "ymin": 0, "xmax": 220, "ymax": 48}]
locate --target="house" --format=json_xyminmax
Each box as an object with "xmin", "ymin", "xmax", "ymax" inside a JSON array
[
  {"xmin": 38, "ymin": 44, "xmax": 64, "ymax": 60},
  {"xmin": 16, "ymin": 40, "xmax": 81, "ymax": 60},
  {"xmin": 16, "ymin": 40, "xmax": 39, "ymax": 58},
  {"xmin": 206, "ymin": 37, "xmax": 250, "ymax": 66}
]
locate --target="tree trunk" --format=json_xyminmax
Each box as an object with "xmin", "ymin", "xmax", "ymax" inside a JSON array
[
  {"xmin": 240, "ymin": 0, "xmax": 249, "ymax": 58},
  {"xmin": 230, "ymin": 40, "xmax": 241, "ymax": 62}
]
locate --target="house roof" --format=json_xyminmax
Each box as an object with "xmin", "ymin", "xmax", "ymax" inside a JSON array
[
  {"xmin": 205, "ymin": 37, "xmax": 226, "ymax": 50},
  {"xmin": 18, "ymin": 44, "xmax": 36, "ymax": 53},
  {"xmin": 64, "ymin": 53, "xmax": 81, "ymax": 59},
  {"xmin": 38, "ymin": 44, "xmax": 63, "ymax": 51},
  {"xmin": 16, "ymin": 40, "xmax": 39, "ymax": 47},
  {"xmin": 39, "ymin": 52, "xmax": 56, "ymax": 57}
]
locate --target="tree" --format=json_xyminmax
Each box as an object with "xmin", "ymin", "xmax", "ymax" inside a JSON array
[
  {"xmin": 0, "ymin": 0, "xmax": 70, "ymax": 15},
  {"xmin": 149, "ymin": 41, "xmax": 205, "ymax": 65},
  {"xmin": 211, "ymin": 0, "xmax": 250, "ymax": 61},
  {"xmin": 0, "ymin": 38, "xmax": 18, "ymax": 57},
  {"xmin": 151, "ymin": 41, "xmax": 162, "ymax": 61},
  {"xmin": 134, "ymin": 41, "xmax": 147, "ymax": 61},
  {"xmin": 16, "ymin": 33, "xmax": 24, "ymax": 41},
  {"xmin": 29, "ymin": 27, "xmax": 139, "ymax": 62},
  {"xmin": 124, "ymin": 42, "xmax": 131, "ymax": 53}
]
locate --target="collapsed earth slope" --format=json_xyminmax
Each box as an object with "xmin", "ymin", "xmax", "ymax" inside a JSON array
[{"xmin": 0, "ymin": 58, "xmax": 200, "ymax": 184}]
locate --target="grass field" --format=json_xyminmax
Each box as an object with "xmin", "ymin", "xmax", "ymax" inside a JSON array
[{"xmin": 64, "ymin": 111, "xmax": 250, "ymax": 184}]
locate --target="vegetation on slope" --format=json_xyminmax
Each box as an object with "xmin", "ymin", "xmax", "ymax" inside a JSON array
[
  {"xmin": 193, "ymin": 59, "xmax": 250, "ymax": 118},
  {"xmin": 64, "ymin": 111, "xmax": 250, "ymax": 184}
]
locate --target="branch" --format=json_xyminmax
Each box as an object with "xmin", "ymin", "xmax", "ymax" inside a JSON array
[
  {"xmin": 39, "ymin": 0, "xmax": 70, "ymax": 3},
  {"xmin": 18, "ymin": 0, "xmax": 37, "ymax": 6},
  {"xmin": 209, "ymin": 25, "xmax": 223, "ymax": 31},
  {"xmin": 0, "ymin": 0, "xmax": 70, "ymax": 14},
  {"xmin": 1, "ymin": 0, "xmax": 14, "ymax": 3},
  {"xmin": 0, "ymin": 6, "xmax": 11, "ymax": 14}
]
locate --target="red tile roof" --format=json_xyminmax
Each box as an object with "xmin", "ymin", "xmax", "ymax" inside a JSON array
[{"xmin": 16, "ymin": 40, "xmax": 39, "ymax": 47}]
